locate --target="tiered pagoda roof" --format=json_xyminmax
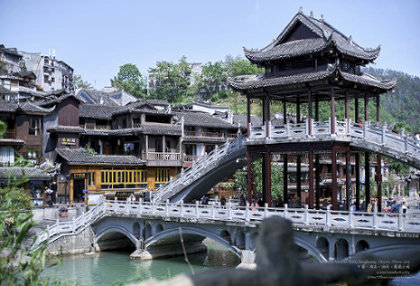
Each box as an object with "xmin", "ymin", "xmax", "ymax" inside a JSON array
[
  {"xmin": 229, "ymin": 11, "xmax": 397, "ymax": 101},
  {"xmin": 244, "ymin": 12, "xmax": 380, "ymax": 64}
]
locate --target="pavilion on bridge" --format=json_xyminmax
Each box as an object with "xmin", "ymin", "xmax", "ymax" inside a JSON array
[{"xmin": 229, "ymin": 10, "xmax": 397, "ymax": 211}]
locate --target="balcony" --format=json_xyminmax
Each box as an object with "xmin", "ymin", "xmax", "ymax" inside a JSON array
[
  {"xmin": 2, "ymin": 130, "xmax": 15, "ymax": 139},
  {"xmin": 184, "ymin": 130, "xmax": 236, "ymax": 142},
  {"xmin": 142, "ymin": 152, "xmax": 182, "ymax": 167}
]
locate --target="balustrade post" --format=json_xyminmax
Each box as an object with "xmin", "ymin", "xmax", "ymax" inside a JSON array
[
  {"xmin": 127, "ymin": 197, "xmax": 131, "ymax": 215},
  {"xmin": 405, "ymin": 134, "xmax": 409, "ymax": 152},
  {"xmin": 326, "ymin": 206, "xmax": 331, "ymax": 227},
  {"xmin": 373, "ymin": 207, "xmax": 377, "ymax": 229},
  {"xmin": 363, "ymin": 122, "xmax": 367, "ymax": 139},
  {"xmin": 245, "ymin": 201, "xmax": 250, "ymax": 222},
  {"xmin": 114, "ymin": 197, "xmax": 117, "ymax": 212},
  {"xmin": 304, "ymin": 205, "xmax": 309, "ymax": 225},
  {"xmin": 264, "ymin": 203, "xmax": 268, "ymax": 219},
  {"xmin": 195, "ymin": 201, "xmax": 199, "ymax": 218},
  {"xmin": 268, "ymin": 120, "xmax": 272, "ymax": 139},
  {"xmin": 214, "ymin": 145, "xmax": 219, "ymax": 160},
  {"xmin": 152, "ymin": 200, "xmax": 155, "ymax": 215},
  {"xmin": 212, "ymin": 202, "xmax": 215, "ymax": 219},
  {"xmin": 180, "ymin": 200, "xmax": 184, "ymax": 217},
  {"xmin": 139, "ymin": 198, "xmax": 143, "ymax": 216},
  {"xmin": 284, "ymin": 204, "xmax": 288, "ymax": 219},
  {"xmin": 166, "ymin": 199, "xmax": 170, "ymax": 217},
  {"xmin": 228, "ymin": 201, "xmax": 232, "ymax": 220},
  {"xmin": 286, "ymin": 123, "xmax": 290, "ymax": 137},
  {"xmin": 82, "ymin": 211, "xmax": 85, "ymax": 225},
  {"xmin": 398, "ymin": 206, "xmax": 403, "ymax": 231},
  {"xmin": 382, "ymin": 123, "xmax": 387, "ymax": 145},
  {"xmin": 349, "ymin": 207, "xmax": 354, "ymax": 228},
  {"xmin": 72, "ymin": 217, "xmax": 76, "ymax": 233}
]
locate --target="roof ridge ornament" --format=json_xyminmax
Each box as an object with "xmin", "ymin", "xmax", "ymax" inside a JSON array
[
  {"xmin": 320, "ymin": 14, "xmax": 324, "ymax": 22},
  {"xmin": 299, "ymin": 6, "xmax": 303, "ymax": 13},
  {"xmin": 310, "ymin": 11, "xmax": 314, "ymax": 18}
]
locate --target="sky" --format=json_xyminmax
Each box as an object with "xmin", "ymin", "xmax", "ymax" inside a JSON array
[{"xmin": 1, "ymin": 0, "xmax": 419, "ymax": 89}]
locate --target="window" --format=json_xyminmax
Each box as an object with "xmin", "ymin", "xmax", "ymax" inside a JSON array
[
  {"xmin": 155, "ymin": 168, "xmax": 170, "ymax": 183},
  {"xmin": 44, "ymin": 75, "xmax": 48, "ymax": 83},
  {"xmin": 100, "ymin": 169, "xmax": 147, "ymax": 189},
  {"xmin": 88, "ymin": 172, "xmax": 95, "ymax": 186},
  {"xmin": 29, "ymin": 118, "xmax": 39, "ymax": 135}
]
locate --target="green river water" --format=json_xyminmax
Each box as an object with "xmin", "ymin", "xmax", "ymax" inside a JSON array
[{"xmin": 42, "ymin": 240, "xmax": 240, "ymax": 285}]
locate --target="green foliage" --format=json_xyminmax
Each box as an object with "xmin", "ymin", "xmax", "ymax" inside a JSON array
[
  {"xmin": 149, "ymin": 56, "xmax": 192, "ymax": 103},
  {"xmin": 111, "ymin": 63, "xmax": 146, "ymax": 98},
  {"xmin": 73, "ymin": 74, "xmax": 93, "ymax": 89},
  {"xmin": 82, "ymin": 146, "xmax": 97, "ymax": 156},
  {"xmin": 0, "ymin": 187, "xmax": 32, "ymax": 210},
  {"xmin": 224, "ymin": 55, "xmax": 263, "ymax": 77}
]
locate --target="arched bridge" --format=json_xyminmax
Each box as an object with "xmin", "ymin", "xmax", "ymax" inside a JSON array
[{"xmin": 35, "ymin": 199, "xmax": 420, "ymax": 265}]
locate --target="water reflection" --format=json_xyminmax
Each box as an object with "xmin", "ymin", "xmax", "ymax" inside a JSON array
[{"xmin": 43, "ymin": 239, "xmax": 240, "ymax": 285}]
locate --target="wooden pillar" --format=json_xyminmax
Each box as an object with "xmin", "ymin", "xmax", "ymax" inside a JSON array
[
  {"xmin": 355, "ymin": 97, "xmax": 359, "ymax": 122},
  {"xmin": 145, "ymin": 135, "xmax": 149, "ymax": 160},
  {"xmin": 365, "ymin": 152, "xmax": 370, "ymax": 208},
  {"xmin": 315, "ymin": 97, "xmax": 319, "ymax": 121},
  {"xmin": 69, "ymin": 179, "xmax": 74, "ymax": 205},
  {"xmin": 283, "ymin": 100, "xmax": 287, "ymax": 124},
  {"xmin": 332, "ymin": 146, "xmax": 338, "ymax": 210},
  {"xmin": 265, "ymin": 94, "xmax": 270, "ymax": 137},
  {"xmin": 355, "ymin": 153, "xmax": 360, "ymax": 210},
  {"xmin": 346, "ymin": 151, "xmax": 351, "ymax": 211},
  {"xmin": 283, "ymin": 155, "xmax": 288, "ymax": 204},
  {"xmin": 308, "ymin": 89, "xmax": 312, "ymax": 135},
  {"xmin": 297, "ymin": 154, "xmax": 302, "ymax": 206},
  {"xmin": 296, "ymin": 98, "xmax": 301, "ymax": 123},
  {"xmin": 309, "ymin": 150, "xmax": 314, "ymax": 209},
  {"xmin": 364, "ymin": 93, "xmax": 369, "ymax": 122},
  {"xmin": 262, "ymin": 152, "xmax": 272, "ymax": 206},
  {"xmin": 315, "ymin": 154, "xmax": 320, "ymax": 209},
  {"xmin": 376, "ymin": 95, "xmax": 380, "ymax": 122},
  {"xmin": 331, "ymin": 88, "xmax": 335, "ymax": 134},
  {"xmin": 345, "ymin": 90, "xmax": 349, "ymax": 120},
  {"xmin": 246, "ymin": 151, "xmax": 253, "ymax": 204},
  {"xmin": 376, "ymin": 154, "xmax": 382, "ymax": 212},
  {"xmin": 246, "ymin": 95, "xmax": 251, "ymax": 137}
]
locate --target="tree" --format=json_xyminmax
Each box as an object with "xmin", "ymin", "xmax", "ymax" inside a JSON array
[
  {"xmin": 111, "ymin": 64, "xmax": 146, "ymax": 98},
  {"xmin": 224, "ymin": 55, "xmax": 263, "ymax": 77},
  {"xmin": 73, "ymin": 74, "xmax": 93, "ymax": 89}
]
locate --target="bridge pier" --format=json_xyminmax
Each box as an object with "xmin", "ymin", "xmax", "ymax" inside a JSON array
[{"xmin": 237, "ymin": 250, "xmax": 256, "ymax": 269}]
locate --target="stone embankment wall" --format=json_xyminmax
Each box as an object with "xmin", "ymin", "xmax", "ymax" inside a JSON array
[{"xmin": 46, "ymin": 226, "xmax": 95, "ymax": 256}]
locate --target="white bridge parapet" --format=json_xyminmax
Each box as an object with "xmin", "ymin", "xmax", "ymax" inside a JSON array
[
  {"xmin": 33, "ymin": 198, "xmax": 420, "ymax": 249},
  {"xmin": 250, "ymin": 118, "xmax": 420, "ymax": 168}
]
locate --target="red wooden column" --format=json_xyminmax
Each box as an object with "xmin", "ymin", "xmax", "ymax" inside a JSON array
[
  {"xmin": 332, "ymin": 146, "xmax": 338, "ymax": 210},
  {"xmin": 345, "ymin": 151, "xmax": 351, "ymax": 211},
  {"xmin": 315, "ymin": 97, "xmax": 320, "ymax": 209},
  {"xmin": 246, "ymin": 95, "xmax": 251, "ymax": 138},
  {"xmin": 296, "ymin": 97, "xmax": 301, "ymax": 123},
  {"xmin": 283, "ymin": 154, "xmax": 288, "ymax": 204},
  {"xmin": 345, "ymin": 90, "xmax": 349, "ymax": 120},
  {"xmin": 262, "ymin": 152, "xmax": 272, "ymax": 206},
  {"xmin": 331, "ymin": 88, "xmax": 335, "ymax": 134},
  {"xmin": 246, "ymin": 151, "xmax": 253, "ymax": 204},
  {"xmin": 364, "ymin": 93, "xmax": 369, "ymax": 123},
  {"xmin": 308, "ymin": 89, "xmax": 312, "ymax": 135},
  {"xmin": 297, "ymin": 154, "xmax": 302, "ymax": 205},
  {"xmin": 355, "ymin": 96, "xmax": 360, "ymax": 210},
  {"xmin": 265, "ymin": 94, "xmax": 270, "ymax": 137},
  {"xmin": 365, "ymin": 153, "xmax": 370, "ymax": 209},
  {"xmin": 309, "ymin": 150, "xmax": 314, "ymax": 209},
  {"xmin": 283, "ymin": 100, "xmax": 287, "ymax": 124},
  {"xmin": 376, "ymin": 95, "xmax": 382, "ymax": 212}
]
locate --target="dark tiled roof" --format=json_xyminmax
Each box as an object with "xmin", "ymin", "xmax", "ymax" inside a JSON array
[
  {"xmin": 0, "ymin": 45, "xmax": 22, "ymax": 57},
  {"xmin": 0, "ymin": 167, "xmax": 52, "ymax": 181},
  {"xmin": 0, "ymin": 85, "xmax": 16, "ymax": 95},
  {"xmin": 127, "ymin": 98, "xmax": 170, "ymax": 107},
  {"xmin": 79, "ymin": 104, "xmax": 126, "ymax": 120},
  {"xmin": 109, "ymin": 124, "xmax": 182, "ymax": 136},
  {"xmin": 14, "ymin": 71, "xmax": 36, "ymax": 79},
  {"xmin": 233, "ymin": 114, "xmax": 263, "ymax": 127},
  {"xmin": 244, "ymin": 12, "xmax": 380, "ymax": 63},
  {"xmin": 0, "ymin": 101, "xmax": 51, "ymax": 114},
  {"xmin": 176, "ymin": 111, "xmax": 238, "ymax": 129},
  {"xmin": 229, "ymin": 65, "xmax": 396, "ymax": 92},
  {"xmin": 47, "ymin": 126, "xmax": 84, "ymax": 133},
  {"xmin": 56, "ymin": 148, "xmax": 145, "ymax": 166},
  {"xmin": 77, "ymin": 89, "xmax": 120, "ymax": 106},
  {"xmin": 38, "ymin": 93, "xmax": 81, "ymax": 107}
]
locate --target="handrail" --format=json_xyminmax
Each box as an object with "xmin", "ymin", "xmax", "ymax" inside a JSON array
[{"xmin": 33, "ymin": 197, "xmax": 420, "ymax": 250}]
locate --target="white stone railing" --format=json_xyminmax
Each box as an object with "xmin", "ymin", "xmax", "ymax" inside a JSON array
[
  {"xmin": 33, "ymin": 198, "xmax": 420, "ymax": 249},
  {"xmin": 105, "ymin": 199, "xmax": 420, "ymax": 233},
  {"xmin": 142, "ymin": 152, "xmax": 181, "ymax": 161},
  {"xmin": 32, "ymin": 198, "xmax": 106, "ymax": 249},
  {"xmin": 152, "ymin": 136, "xmax": 246, "ymax": 202},
  {"xmin": 250, "ymin": 118, "xmax": 420, "ymax": 166}
]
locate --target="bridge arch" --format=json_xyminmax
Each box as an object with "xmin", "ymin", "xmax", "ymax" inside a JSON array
[
  {"xmin": 95, "ymin": 225, "xmax": 138, "ymax": 247},
  {"xmin": 234, "ymin": 230, "xmax": 246, "ymax": 249},
  {"xmin": 155, "ymin": 223, "xmax": 164, "ymax": 235},
  {"xmin": 294, "ymin": 236, "xmax": 328, "ymax": 263},
  {"xmin": 133, "ymin": 222, "xmax": 141, "ymax": 239},
  {"xmin": 143, "ymin": 222, "xmax": 152, "ymax": 240},
  {"xmin": 316, "ymin": 236, "xmax": 329, "ymax": 260},
  {"xmin": 334, "ymin": 239, "xmax": 349, "ymax": 261},
  {"xmin": 145, "ymin": 226, "xmax": 242, "ymax": 258},
  {"xmin": 355, "ymin": 240, "xmax": 369, "ymax": 253},
  {"xmin": 220, "ymin": 230, "xmax": 232, "ymax": 244}
]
